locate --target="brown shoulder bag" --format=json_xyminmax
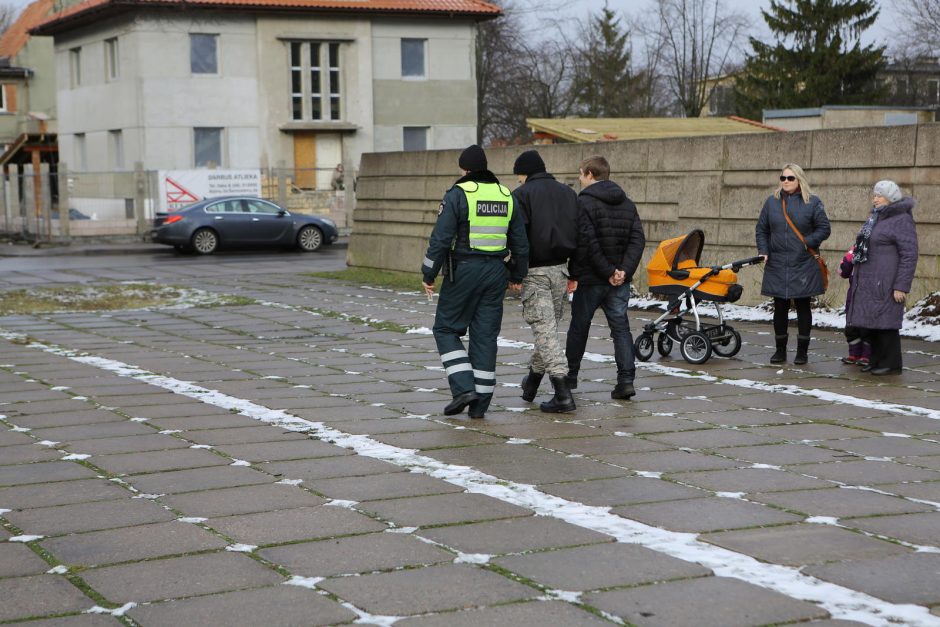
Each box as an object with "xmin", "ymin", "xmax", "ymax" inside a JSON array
[{"xmin": 782, "ymin": 197, "xmax": 828, "ymax": 291}]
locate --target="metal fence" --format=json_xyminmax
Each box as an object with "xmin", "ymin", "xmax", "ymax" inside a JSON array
[{"xmin": 0, "ymin": 164, "xmax": 352, "ymax": 243}]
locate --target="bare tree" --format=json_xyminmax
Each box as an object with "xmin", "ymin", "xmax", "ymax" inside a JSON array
[
  {"xmin": 893, "ymin": 0, "xmax": 940, "ymax": 52},
  {"xmin": 0, "ymin": 3, "xmax": 19, "ymax": 36},
  {"xmin": 647, "ymin": 0, "xmax": 750, "ymax": 117},
  {"xmin": 476, "ymin": 0, "xmax": 578, "ymax": 144}
]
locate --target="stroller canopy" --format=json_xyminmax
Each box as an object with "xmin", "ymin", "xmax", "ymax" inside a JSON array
[{"xmin": 649, "ymin": 229, "xmax": 704, "ymax": 272}]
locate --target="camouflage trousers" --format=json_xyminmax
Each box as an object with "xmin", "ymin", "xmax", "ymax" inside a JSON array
[{"xmin": 521, "ymin": 263, "xmax": 569, "ymax": 377}]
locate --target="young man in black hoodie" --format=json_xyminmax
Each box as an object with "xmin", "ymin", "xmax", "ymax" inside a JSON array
[
  {"xmin": 511, "ymin": 150, "xmax": 579, "ymax": 413},
  {"xmin": 422, "ymin": 145, "xmax": 529, "ymax": 419},
  {"xmin": 566, "ymin": 155, "xmax": 645, "ymax": 400}
]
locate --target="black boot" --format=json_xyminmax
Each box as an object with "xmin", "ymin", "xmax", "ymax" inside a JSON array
[
  {"xmin": 540, "ymin": 376, "xmax": 576, "ymax": 413},
  {"xmin": 611, "ymin": 380, "xmax": 636, "ymax": 400},
  {"xmin": 564, "ymin": 371, "xmax": 578, "ymax": 390},
  {"xmin": 770, "ymin": 334, "xmax": 788, "ymax": 363},
  {"xmin": 520, "ymin": 369, "xmax": 544, "ymax": 402},
  {"xmin": 794, "ymin": 335, "xmax": 810, "ymax": 365}
]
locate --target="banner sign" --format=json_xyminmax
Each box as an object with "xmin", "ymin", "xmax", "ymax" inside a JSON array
[{"xmin": 158, "ymin": 170, "xmax": 261, "ymax": 212}]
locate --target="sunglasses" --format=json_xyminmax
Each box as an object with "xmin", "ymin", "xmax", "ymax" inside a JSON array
[{"xmin": 779, "ymin": 175, "xmax": 797, "ymax": 182}]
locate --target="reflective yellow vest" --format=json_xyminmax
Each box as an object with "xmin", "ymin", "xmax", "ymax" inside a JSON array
[{"xmin": 457, "ymin": 181, "xmax": 514, "ymax": 252}]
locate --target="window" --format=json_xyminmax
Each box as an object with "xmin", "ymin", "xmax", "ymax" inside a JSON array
[
  {"xmin": 403, "ymin": 126, "xmax": 428, "ymax": 151},
  {"xmin": 194, "ymin": 127, "xmax": 222, "ymax": 167},
  {"xmin": 895, "ymin": 76, "xmax": 909, "ymax": 97},
  {"xmin": 289, "ymin": 41, "xmax": 342, "ymax": 121},
  {"xmin": 205, "ymin": 200, "xmax": 242, "ymax": 213},
  {"xmin": 245, "ymin": 199, "xmax": 281, "ymax": 214},
  {"xmin": 74, "ymin": 133, "xmax": 86, "ymax": 170},
  {"xmin": 105, "ymin": 38, "xmax": 119, "ymax": 80},
  {"xmin": 109, "ymin": 130, "xmax": 124, "ymax": 170},
  {"xmin": 401, "ymin": 38, "xmax": 426, "ymax": 78},
  {"xmin": 0, "ymin": 85, "xmax": 6, "ymax": 112},
  {"xmin": 191, "ymin": 34, "xmax": 218, "ymax": 74},
  {"xmin": 69, "ymin": 47, "xmax": 81, "ymax": 87},
  {"xmin": 928, "ymin": 79, "xmax": 940, "ymax": 105}
]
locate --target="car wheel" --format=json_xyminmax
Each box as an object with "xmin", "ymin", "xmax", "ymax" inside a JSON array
[
  {"xmin": 297, "ymin": 225, "xmax": 323, "ymax": 252},
  {"xmin": 191, "ymin": 228, "xmax": 218, "ymax": 255}
]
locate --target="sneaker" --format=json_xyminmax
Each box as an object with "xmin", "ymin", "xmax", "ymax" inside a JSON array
[{"xmin": 841, "ymin": 355, "xmax": 859, "ymax": 365}]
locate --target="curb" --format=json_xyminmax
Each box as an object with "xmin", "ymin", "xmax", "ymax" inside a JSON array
[{"xmin": 0, "ymin": 239, "xmax": 350, "ymax": 258}]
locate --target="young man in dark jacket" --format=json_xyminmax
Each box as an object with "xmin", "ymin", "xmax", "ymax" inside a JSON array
[
  {"xmin": 565, "ymin": 155, "xmax": 646, "ymax": 400},
  {"xmin": 511, "ymin": 150, "xmax": 579, "ymax": 412}
]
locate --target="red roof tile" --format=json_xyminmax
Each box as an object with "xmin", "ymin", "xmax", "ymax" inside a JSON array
[
  {"xmin": 0, "ymin": 0, "xmax": 55, "ymax": 58},
  {"xmin": 34, "ymin": 0, "xmax": 501, "ymax": 34}
]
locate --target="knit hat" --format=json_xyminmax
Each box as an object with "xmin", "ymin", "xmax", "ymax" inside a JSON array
[
  {"xmin": 513, "ymin": 150, "xmax": 546, "ymax": 176},
  {"xmin": 873, "ymin": 180, "xmax": 902, "ymax": 203},
  {"xmin": 458, "ymin": 144, "xmax": 487, "ymax": 172}
]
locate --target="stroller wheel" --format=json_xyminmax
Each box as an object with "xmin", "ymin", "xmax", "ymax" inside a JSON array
[
  {"xmin": 657, "ymin": 333, "xmax": 673, "ymax": 356},
  {"xmin": 680, "ymin": 331, "xmax": 713, "ymax": 365},
  {"xmin": 635, "ymin": 333, "xmax": 654, "ymax": 362},
  {"xmin": 713, "ymin": 329, "xmax": 742, "ymax": 358}
]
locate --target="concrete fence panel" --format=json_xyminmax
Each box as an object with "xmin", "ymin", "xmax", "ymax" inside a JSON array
[{"xmin": 349, "ymin": 124, "xmax": 940, "ymax": 306}]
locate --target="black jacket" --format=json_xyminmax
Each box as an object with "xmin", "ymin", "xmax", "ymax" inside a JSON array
[
  {"xmin": 511, "ymin": 172, "xmax": 578, "ymax": 268},
  {"xmin": 570, "ymin": 179, "xmax": 645, "ymax": 286}
]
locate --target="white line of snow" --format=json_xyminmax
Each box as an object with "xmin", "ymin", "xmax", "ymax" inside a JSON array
[
  {"xmin": 12, "ymin": 336, "xmax": 936, "ymax": 626},
  {"xmin": 638, "ymin": 361, "xmax": 940, "ymax": 420}
]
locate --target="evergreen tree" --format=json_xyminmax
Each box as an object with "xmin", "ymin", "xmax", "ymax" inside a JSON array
[
  {"xmin": 574, "ymin": 4, "xmax": 644, "ymax": 117},
  {"xmin": 735, "ymin": 0, "xmax": 886, "ymax": 121}
]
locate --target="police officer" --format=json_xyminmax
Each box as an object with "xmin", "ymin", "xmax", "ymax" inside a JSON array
[
  {"xmin": 422, "ymin": 145, "xmax": 529, "ymax": 419},
  {"xmin": 512, "ymin": 150, "xmax": 579, "ymax": 413}
]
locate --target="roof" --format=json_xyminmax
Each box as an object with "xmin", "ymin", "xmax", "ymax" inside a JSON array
[
  {"xmin": 0, "ymin": 0, "xmax": 55, "ymax": 58},
  {"xmin": 527, "ymin": 116, "xmax": 781, "ymax": 143},
  {"xmin": 764, "ymin": 105, "xmax": 937, "ymax": 119},
  {"xmin": 33, "ymin": 0, "xmax": 500, "ymax": 35}
]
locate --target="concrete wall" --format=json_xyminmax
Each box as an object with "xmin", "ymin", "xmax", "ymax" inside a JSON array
[
  {"xmin": 768, "ymin": 108, "xmax": 936, "ymax": 132},
  {"xmin": 349, "ymin": 124, "xmax": 940, "ymax": 307},
  {"xmin": 371, "ymin": 18, "xmax": 477, "ymax": 153}
]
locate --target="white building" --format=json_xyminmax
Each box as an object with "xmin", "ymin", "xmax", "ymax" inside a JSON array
[{"xmin": 34, "ymin": 0, "xmax": 497, "ymax": 189}]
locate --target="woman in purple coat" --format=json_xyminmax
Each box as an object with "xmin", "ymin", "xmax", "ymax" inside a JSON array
[{"xmin": 845, "ymin": 180, "xmax": 918, "ymax": 375}]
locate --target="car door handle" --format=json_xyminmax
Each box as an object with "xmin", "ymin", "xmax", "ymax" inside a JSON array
[
  {"xmin": 214, "ymin": 216, "xmax": 224, "ymax": 220},
  {"xmin": 251, "ymin": 217, "xmax": 260, "ymax": 221}
]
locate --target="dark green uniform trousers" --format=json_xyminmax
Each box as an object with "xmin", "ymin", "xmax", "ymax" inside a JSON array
[{"xmin": 433, "ymin": 258, "xmax": 507, "ymax": 416}]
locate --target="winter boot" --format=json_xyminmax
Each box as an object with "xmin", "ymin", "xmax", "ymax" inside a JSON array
[
  {"xmin": 770, "ymin": 335, "xmax": 788, "ymax": 364},
  {"xmin": 793, "ymin": 335, "xmax": 810, "ymax": 365},
  {"xmin": 520, "ymin": 369, "xmax": 544, "ymax": 402},
  {"xmin": 611, "ymin": 380, "xmax": 636, "ymax": 400},
  {"xmin": 540, "ymin": 376, "xmax": 576, "ymax": 413},
  {"xmin": 841, "ymin": 342, "xmax": 863, "ymax": 365},
  {"xmin": 564, "ymin": 371, "xmax": 578, "ymax": 390},
  {"xmin": 858, "ymin": 342, "xmax": 871, "ymax": 366}
]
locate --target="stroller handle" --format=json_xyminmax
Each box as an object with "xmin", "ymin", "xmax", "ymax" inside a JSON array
[{"xmin": 725, "ymin": 256, "xmax": 765, "ymax": 271}]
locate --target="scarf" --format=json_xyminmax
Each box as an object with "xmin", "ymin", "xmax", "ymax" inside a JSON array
[{"xmin": 853, "ymin": 205, "xmax": 884, "ymax": 265}]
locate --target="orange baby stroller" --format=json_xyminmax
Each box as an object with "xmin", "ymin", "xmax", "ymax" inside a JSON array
[{"xmin": 635, "ymin": 229, "xmax": 763, "ymax": 364}]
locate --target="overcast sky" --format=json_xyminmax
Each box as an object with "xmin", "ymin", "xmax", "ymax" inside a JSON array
[
  {"xmin": 5, "ymin": 0, "xmax": 901, "ymax": 50},
  {"xmin": 551, "ymin": 0, "xmax": 899, "ymax": 50}
]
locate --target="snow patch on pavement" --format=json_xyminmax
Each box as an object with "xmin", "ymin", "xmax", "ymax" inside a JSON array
[
  {"xmin": 12, "ymin": 334, "xmax": 940, "ymax": 627},
  {"xmin": 86, "ymin": 603, "xmax": 137, "ymax": 617}
]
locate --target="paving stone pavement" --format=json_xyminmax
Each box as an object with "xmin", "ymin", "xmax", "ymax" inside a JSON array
[{"xmin": 1, "ymin": 257, "xmax": 939, "ymax": 626}]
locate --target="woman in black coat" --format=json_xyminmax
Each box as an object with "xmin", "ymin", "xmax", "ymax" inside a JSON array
[
  {"xmin": 756, "ymin": 164, "xmax": 831, "ymax": 365},
  {"xmin": 845, "ymin": 180, "xmax": 918, "ymax": 375}
]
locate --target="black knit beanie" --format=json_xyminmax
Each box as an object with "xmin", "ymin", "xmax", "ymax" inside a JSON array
[
  {"xmin": 513, "ymin": 150, "xmax": 546, "ymax": 176},
  {"xmin": 458, "ymin": 144, "xmax": 487, "ymax": 172}
]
